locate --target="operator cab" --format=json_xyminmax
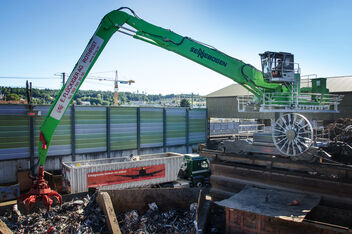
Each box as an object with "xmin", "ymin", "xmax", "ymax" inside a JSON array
[{"xmin": 260, "ymin": 51, "xmax": 295, "ymax": 83}]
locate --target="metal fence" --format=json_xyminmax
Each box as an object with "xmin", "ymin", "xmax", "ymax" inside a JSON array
[{"xmin": 0, "ymin": 105, "xmax": 207, "ymax": 161}]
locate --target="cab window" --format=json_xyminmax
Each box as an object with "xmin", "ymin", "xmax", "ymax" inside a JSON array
[{"xmin": 200, "ymin": 160, "xmax": 209, "ymax": 169}]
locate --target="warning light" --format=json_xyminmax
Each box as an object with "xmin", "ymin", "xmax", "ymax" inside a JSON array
[{"xmin": 27, "ymin": 111, "xmax": 41, "ymax": 116}]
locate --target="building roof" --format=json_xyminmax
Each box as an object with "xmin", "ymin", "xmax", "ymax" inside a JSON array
[
  {"xmin": 205, "ymin": 83, "xmax": 249, "ymax": 98},
  {"xmin": 205, "ymin": 75, "xmax": 352, "ymax": 98},
  {"xmin": 326, "ymin": 76, "xmax": 352, "ymax": 93}
]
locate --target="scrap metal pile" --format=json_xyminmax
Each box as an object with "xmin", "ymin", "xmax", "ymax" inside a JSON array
[
  {"xmin": 1, "ymin": 192, "xmax": 108, "ymax": 233},
  {"xmin": 328, "ymin": 118, "xmax": 352, "ymax": 144},
  {"xmin": 323, "ymin": 118, "xmax": 352, "ymax": 163},
  {"xmin": 117, "ymin": 202, "xmax": 197, "ymax": 233}
]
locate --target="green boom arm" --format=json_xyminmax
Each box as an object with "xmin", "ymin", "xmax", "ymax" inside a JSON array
[{"xmin": 38, "ymin": 8, "xmax": 280, "ymax": 166}]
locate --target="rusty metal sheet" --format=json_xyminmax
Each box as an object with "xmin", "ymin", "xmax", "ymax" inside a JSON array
[
  {"xmin": 216, "ymin": 185, "xmax": 320, "ymax": 222},
  {"xmin": 0, "ymin": 184, "xmax": 19, "ymax": 202}
]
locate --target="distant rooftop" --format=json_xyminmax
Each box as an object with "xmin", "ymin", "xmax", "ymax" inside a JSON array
[
  {"xmin": 205, "ymin": 75, "xmax": 352, "ymax": 98},
  {"xmin": 205, "ymin": 83, "xmax": 249, "ymax": 98},
  {"xmin": 326, "ymin": 76, "xmax": 352, "ymax": 93}
]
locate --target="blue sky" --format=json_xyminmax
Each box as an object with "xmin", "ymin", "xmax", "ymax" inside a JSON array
[{"xmin": 1, "ymin": 0, "xmax": 351, "ymax": 95}]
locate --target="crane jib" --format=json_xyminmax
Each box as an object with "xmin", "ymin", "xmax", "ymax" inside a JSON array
[
  {"xmin": 190, "ymin": 47, "xmax": 227, "ymax": 67},
  {"xmin": 50, "ymin": 35, "xmax": 104, "ymax": 120}
]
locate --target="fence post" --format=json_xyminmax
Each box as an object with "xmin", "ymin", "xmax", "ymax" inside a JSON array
[
  {"xmin": 137, "ymin": 107, "xmax": 141, "ymax": 154},
  {"xmin": 163, "ymin": 108, "xmax": 166, "ymax": 152},
  {"xmin": 206, "ymin": 108, "xmax": 209, "ymax": 142},
  {"xmin": 186, "ymin": 108, "xmax": 189, "ymax": 153},
  {"xmin": 29, "ymin": 114, "xmax": 35, "ymax": 176},
  {"xmin": 71, "ymin": 104, "xmax": 76, "ymax": 161},
  {"xmin": 106, "ymin": 106, "xmax": 111, "ymax": 158}
]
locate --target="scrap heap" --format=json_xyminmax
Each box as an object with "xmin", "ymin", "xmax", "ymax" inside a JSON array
[
  {"xmin": 324, "ymin": 118, "xmax": 352, "ymax": 163},
  {"xmin": 328, "ymin": 118, "xmax": 352, "ymax": 144},
  {"xmin": 1, "ymin": 192, "xmax": 108, "ymax": 233},
  {"xmin": 117, "ymin": 202, "xmax": 198, "ymax": 233}
]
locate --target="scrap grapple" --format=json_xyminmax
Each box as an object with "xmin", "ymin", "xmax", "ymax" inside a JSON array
[{"xmin": 17, "ymin": 166, "xmax": 62, "ymax": 211}]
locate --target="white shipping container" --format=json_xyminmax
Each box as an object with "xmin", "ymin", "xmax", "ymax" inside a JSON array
[{"xmin": 62, "ymin": 152, "xmax": 184, "ymax": 193}]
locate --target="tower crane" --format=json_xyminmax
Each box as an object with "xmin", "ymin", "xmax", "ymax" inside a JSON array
[{"xmin": 114, "ymin": 70, "xmax": 135, "ymax": 106}]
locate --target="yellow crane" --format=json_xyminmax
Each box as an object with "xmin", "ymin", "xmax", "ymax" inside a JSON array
[{"xmin": 114, "ymin": 70, "xmax": 135, "ymax": 106}]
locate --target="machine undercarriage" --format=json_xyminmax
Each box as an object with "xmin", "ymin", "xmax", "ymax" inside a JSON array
[{"xmin": 209, "ymin": 117, "xmax": 352, "ymax": 164}]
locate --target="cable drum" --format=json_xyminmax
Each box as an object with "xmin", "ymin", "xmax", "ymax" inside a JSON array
[{"xmin": 272, "ymin": 113, "xmax": 313, "ymax": 156}]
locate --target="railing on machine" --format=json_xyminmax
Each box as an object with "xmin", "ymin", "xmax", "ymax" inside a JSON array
[
  {"xmin": 314, "ymin": 125, "xmax": 331, "ymax": 145},
  {"xmin": 237, "ymin": 92, "xmax": 343, "ymax": 113},
  {"xmin": 210, "ymin": 119, "xmax": 265, "ymax": 137},
  {"xmin": 237, "ymin": 95, "xmax": 258, "ymax": 112},
  {"xmin": 261, "ymin": 92, "xmax": 343, "ymax": 112},
  {"xmin": 300, "ymin": 74, "xmax": 318, "ymax": 88},
  {"xmin": 238, "ymin": 123, "xmax": 265, "ymax": 137}
]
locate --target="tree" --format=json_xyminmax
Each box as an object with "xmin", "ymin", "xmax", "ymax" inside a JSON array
[
  {"xmin": 0, "ymin": 86, "xmax": 204, "ymax": 106},
  {"xmin": 90, "ymin": 98, "xmax": 102, "ymax": 105},
  {"xmin": 180, "ymin": 98, "xmax": 190, "ymax": 107},
  {"xmin": 102, "ymin": 100, "xmax": 110, "ymax": 106},
  {"xmin": 7, "ymin": 93, "xmax": 20, "ymax": 101},
  {"xmin": 119, "ymin": 95, "xmax": 127, "ymax": 104},
  {"xmin": 76, "ymin": 98, "xmax": 83, "ymax": 105}
]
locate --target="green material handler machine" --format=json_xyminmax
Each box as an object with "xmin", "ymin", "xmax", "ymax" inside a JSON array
[{"xmin": 18, "ymin": 7, "xmax": 342, "ymax": 209}]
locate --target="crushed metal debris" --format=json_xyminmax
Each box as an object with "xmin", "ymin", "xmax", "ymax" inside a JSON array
[
  {"xmin": 1, "ymin": 192, "xmax": 108, "ymax": 233},
  {"xmin": 117, "ymin": 202, "xmax": 197, "ymax": 233},
  {"xmin": 328, "ymin": 118, "xmax": 352, "ymax": 143},
  {"xmin": 324, "ymin": 118, "xmax": 352, "ymax": 163}
]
